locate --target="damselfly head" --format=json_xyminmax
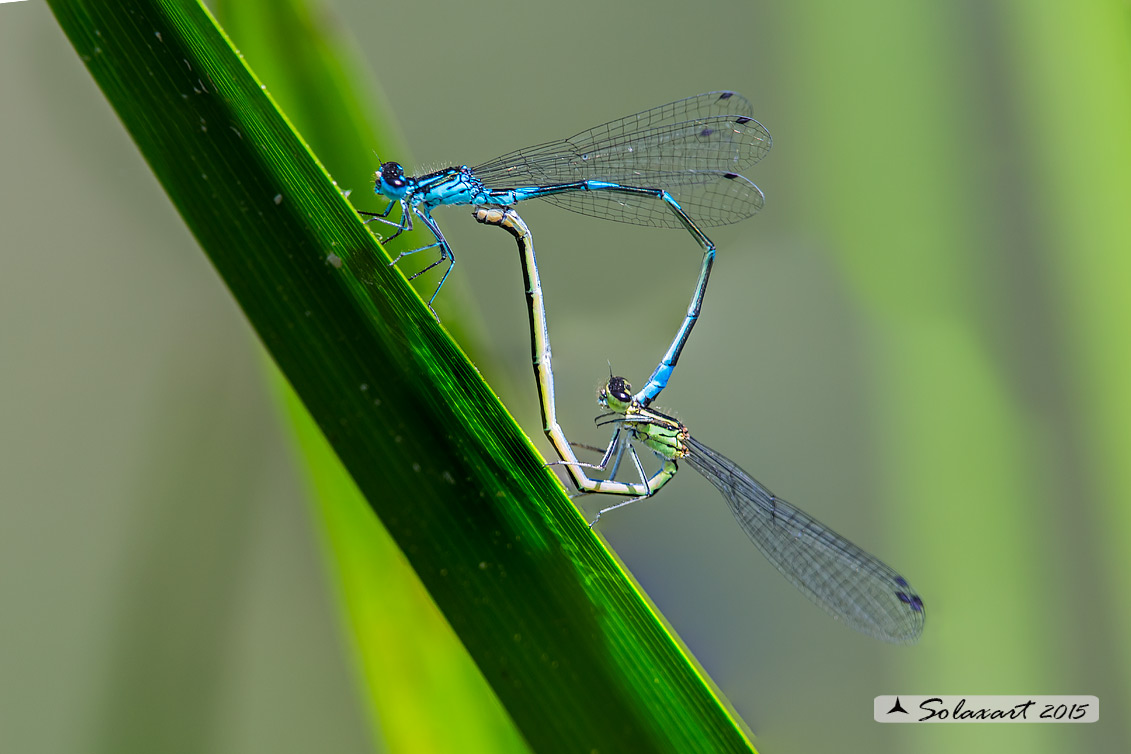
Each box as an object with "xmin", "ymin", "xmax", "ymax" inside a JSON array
[
  {"xmin": 599, "ymin": 376, "xmax": 634, "ymax": 413},
  {"xmin": 375, "ymin": 161, "xmax": 409, "ymax": 200}
]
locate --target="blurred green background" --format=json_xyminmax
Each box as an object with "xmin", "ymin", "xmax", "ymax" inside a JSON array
[{"xmin": 3, "ymin": 0, "xmax": 1128, "ymax": 753}]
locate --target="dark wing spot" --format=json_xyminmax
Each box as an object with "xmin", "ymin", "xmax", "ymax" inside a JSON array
[
  {"xmin": 735, "ymin": 116, "xmax": 753, "ymax": 125},
  {"xmin": 718, "ymin": 91, "xmax": 735, "ymax": 101},
  {"xmin": 896, "ymin": 592, "xmax": 926, "ymax": 613},
  {"xmin": 699, "ymin": 128, "xmax": 715, "ymax": 137},
  {"xmin": 723, "ymin": 173, "xmax": 739, "ymax": 180}
]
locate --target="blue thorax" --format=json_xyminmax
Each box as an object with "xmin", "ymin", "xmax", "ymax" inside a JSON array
[{"xmin": 375, "ymin": 162, "xmax": 489, "ymax": 210}]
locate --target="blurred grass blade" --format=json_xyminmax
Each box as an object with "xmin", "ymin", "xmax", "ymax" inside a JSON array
[
  {"xmin": 46, "ymin": 0, "xmax": 758, "ymax": 751},
  {"xmin": 276, "ymin": 375, "xmax": 528, "ymax": 752},
  {"xmin": 213, "ymin": 0, "xmax": 525, "ymax": 749},
  {"xmin": 794, "ymin": 1, "xmax": 1050, "ymax": 718},
  {"xmin": 794, "ymin": 2, "xmax": 1131, "ymax": 752}
]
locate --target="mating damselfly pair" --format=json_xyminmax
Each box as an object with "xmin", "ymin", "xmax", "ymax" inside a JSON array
[{"xmin": 363, "ymin": 94, "xmax": 924, "ymax": 643}]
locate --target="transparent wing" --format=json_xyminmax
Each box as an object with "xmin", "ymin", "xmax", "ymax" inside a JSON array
[
  {"xmin": 684, "ymin": 436, "xmax": 925, "ymax": 643},
  {"xmin": 538, "ymin": 171, "xmax": 764, "ymax": 229},
  {"xmin": 470, "ymin": 92, "xmax": 771, "ymax": 228}
]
